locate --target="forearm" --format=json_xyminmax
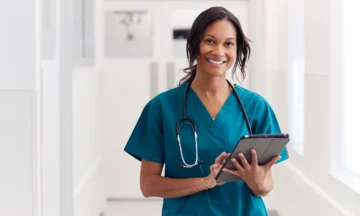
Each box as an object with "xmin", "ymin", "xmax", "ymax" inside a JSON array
[
  {"xmin": 248, "ymin": 173, "xmax": 274, "ymax": 197},
  {"xmin": 141, "ymin": 175, "xmax": 209, "ymax": 198},
  {"xmin": 249, "ymin": 182, "xmax": 273, "ymax": 197}
]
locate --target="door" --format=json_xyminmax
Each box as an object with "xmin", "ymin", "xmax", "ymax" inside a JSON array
[{"xmin": 40, "ymin": 0, "xmax": 74, "ymax": 215}]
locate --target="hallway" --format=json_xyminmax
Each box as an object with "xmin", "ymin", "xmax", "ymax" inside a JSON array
[{"xmin": 1, "ymin": 0, "xmax": 360, "ymax": 216}]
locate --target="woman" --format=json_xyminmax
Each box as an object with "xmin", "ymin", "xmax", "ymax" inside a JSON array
[{"xmin": 124, "ymin": 6, "xmax": 288, "ymax": 216}]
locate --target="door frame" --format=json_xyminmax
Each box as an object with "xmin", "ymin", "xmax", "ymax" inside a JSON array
[{"xmin": 36, "ymin": 0, "xmax": 74, "ymax": 215}]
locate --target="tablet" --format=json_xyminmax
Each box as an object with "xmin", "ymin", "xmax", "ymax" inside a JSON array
[{"xmin": 215, "ymin": 133, "xmax": 290, "ymax": 183}]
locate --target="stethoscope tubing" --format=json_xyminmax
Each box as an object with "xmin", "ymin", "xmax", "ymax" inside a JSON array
[{"xmin": 177, "ymin": 78, "xmax": 252, "ymax": 168}]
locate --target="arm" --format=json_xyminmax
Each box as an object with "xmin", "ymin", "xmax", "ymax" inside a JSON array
[
  {"xmin": 140, "ymin": 152, "xmax": 230, "ymax": 198},
  {"xmin": 140, "ymin": 159, "xmax": 209, "ymax": 198},
  {"xmin": 244, "ymin": 96, "xmax": 288, "ymax": 196},
  {"xmin": 248, "ymin": 169, "xmax": 274, "ymax": 197}
]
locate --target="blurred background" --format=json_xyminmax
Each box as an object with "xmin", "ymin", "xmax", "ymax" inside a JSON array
[{"xmin": 0, "ymin": 0, "xmax": 359, "ymax": 216}]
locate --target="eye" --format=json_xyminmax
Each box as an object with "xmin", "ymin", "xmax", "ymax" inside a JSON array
[
  {"xmin": 225, "ymin": 42, "xmax": 235, "ymax": 47},
  {"xmin": 205, "ymin": 39, "xmax": 215, "ymax": 44}
]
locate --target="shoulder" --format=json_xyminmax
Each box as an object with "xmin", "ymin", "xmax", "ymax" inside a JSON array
[
  {"xmin": 234, "ymin": 85, "xmax": 272, "ymax": 111},
  {"xmin": 155, "ymin": 83, "xmax": 186, "ymax": 102},
  {"xmin": 142, "ymin": 83, "xmax": 186, "ymax": 112},
  {"xmin": 234, "ymin": 85, "xmax": 281, "ymax": 133}
]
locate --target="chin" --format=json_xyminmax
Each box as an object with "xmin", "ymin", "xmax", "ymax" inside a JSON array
[
  {"xmin": 206, "ymin": 69, "xmax": 227, "ymax": 77},
  {"xmin": 203, "ymin": 65, "xmax": 230, "ymax": 77}
]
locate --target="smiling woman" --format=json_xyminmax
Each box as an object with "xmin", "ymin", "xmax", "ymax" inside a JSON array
[
  {"xmin": 197, "ymin": 20, "xmax": 237, "ymax": 75},
  {"xmin": 179, "ymin": 6, "xmax": 251, "ymax": 86},
  {"xmin": 124, "ymin": 6, "xmax": 288, "ymax": 216}
]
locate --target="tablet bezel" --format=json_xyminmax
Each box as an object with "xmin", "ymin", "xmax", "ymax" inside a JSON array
[{"xmin": 215, "ymin": 133, "xmax": 289, "ymax": 182}]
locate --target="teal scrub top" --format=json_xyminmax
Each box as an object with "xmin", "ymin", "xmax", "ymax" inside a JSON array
[{"xmin": 124, "ymin": 83, "xmax": 289, "ymax": 216}]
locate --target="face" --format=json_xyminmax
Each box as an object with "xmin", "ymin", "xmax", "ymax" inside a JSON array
[{"xmin": 196, "ymin": 19, "xmax": 237, "ymax": 77}]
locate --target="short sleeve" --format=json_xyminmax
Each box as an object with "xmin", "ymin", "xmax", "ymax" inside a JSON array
[
  {"xmin": 123, "ymin": 98, "xmax": 165, "ymax": 164},
  {"xmin": 252, "ymin": 97, "xmax": 289, "ymax": 164}
]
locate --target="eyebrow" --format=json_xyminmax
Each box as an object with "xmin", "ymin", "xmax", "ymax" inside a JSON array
[{"xmin": 204, "ymin": 34, "xmax": 236, "ymax": 41}]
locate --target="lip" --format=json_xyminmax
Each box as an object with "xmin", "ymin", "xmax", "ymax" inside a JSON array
[{"xmin": 206, "ymin": 58, "xmax": 227, "ymax": 66}]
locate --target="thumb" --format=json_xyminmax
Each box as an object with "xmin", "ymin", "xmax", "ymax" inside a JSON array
[
  {"xmin": 210, "ymin": 164, "xmax": 218, "ymax": 171},
  {"xmin": 210, "ymin": 164, "xmax": 219, "ymax": 175}
]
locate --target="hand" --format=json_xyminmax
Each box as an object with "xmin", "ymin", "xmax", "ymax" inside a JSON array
[
  {"xmin": 223, "ymin": 149, "xmax": 280, "ymax": 191},
  {"xmin": 204, "ymin": 152, "xmax": 230, "ymax": 189}
]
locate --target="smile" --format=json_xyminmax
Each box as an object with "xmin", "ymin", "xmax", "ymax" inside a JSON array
[{"xmin": 206, "ymin": 58, "xmax": 226, "ymax": 65}]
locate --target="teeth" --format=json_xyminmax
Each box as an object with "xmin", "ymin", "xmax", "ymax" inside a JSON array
[{"xmin": 208, "ymin": 59, "xmax": 224, "ymax": 65}]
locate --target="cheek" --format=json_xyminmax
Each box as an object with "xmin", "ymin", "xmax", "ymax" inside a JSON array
[
  {"xmin": 199, "ymin": 44, "xmax": 210, "ymax": 57},
  {"xmin": 227, "ymin": 52, "xmax": 237, "ymax": 64},
  {"xmin": 197, "ymin": 48, "xmax": 209, "ymax": 64}
]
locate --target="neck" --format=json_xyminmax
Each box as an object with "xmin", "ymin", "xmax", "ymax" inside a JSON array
[{"xmin": 190, "ymin": 72, "xmax": 231, "ymax": 97}]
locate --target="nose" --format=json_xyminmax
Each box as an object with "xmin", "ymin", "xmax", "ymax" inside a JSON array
[{"xmin": 211, "ymin": 45, "xmax": 225, "ymax": 58}]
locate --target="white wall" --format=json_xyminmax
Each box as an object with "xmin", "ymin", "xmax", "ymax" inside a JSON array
[
  {"xmin": 0, "ymin": 0, "xmax": 36, "ymax": 90},
  {"xmin": 42, "ymin": 2, "xmax": 107, "ymax": 215},
  {"xmin": 40, "ymin": 0, "xmax": 75, "ymax": 214},
  {"xmin": 0, "ymin": 1, "xmax": 37, "ymax": 216},
  {"xmin": 0, "ymin": 91, "xmax": 35, "ymax": 215},
  {"xmin": 0, "ymin": 0, "xmax": 118, "ymax": 215},
  {"xmin": 258, "ymin": 0, "xmax": 360, "ymax": 215},
  {"xmin": 72, "ymin": 66, "xmax": 107, "ymax": 216},
  {"xmin": 71, "ymin": 0, "xmax": 107, "ymax": 214}
]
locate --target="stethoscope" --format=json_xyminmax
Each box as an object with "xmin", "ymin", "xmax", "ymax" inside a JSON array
[{"xmin": 176, "ymin": 78, "xmax": 253, "ymax": 168}]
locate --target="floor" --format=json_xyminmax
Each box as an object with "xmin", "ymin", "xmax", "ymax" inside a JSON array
[
  {"xmin": 106, "ymin": 199, "xmax": 279, "ymax": 216},
  {"xmin": 106, "ymin": 199, "xmax": 162, "ymax": 216}
]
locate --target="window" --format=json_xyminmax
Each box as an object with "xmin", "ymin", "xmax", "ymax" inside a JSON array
[
  {"xmin": 41, "ymin": 0, "xmax": 56, "ymax": 60},
  {"xmin": 73, "ymin": 0, "xmax": 95, "ymax": 66},
  {"xmin": 330, "ymin": 0, "xmax": 360, "ymax": 193},
  {"xmin": 341, "ymin": 0, "xmax": 360, "ymax": 186},
  {"xmin": 287, "ymin": 0, "xmax": 305, "ymax": 154}
]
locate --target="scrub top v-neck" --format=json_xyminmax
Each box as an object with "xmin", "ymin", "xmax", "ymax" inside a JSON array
[{"xmin": 124, "ymin": 83, "xmax": 289, "ymax": 216}]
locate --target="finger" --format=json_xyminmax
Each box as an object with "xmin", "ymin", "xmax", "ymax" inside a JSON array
[
  {"xmin": 264, "ymin": 155, "xmax": 281, "ymax": 171},
  {"xmin": 210, "ymin": 164, "xmax": 218, "ymax": 171},
  {"xmin": 215, "ymin": 152, "xmax": 226, "ymax": 164},
  {"xmin": 222, "ymin": 168, "xmax": 239, "ymax": 177},
  {"xmin": 251, "ymin": 149, "xmax": 258, "ymax": 167},
  {"xmin": 222, "ymin": 153, "xmax": 230, "ymax": 159},
  {"xmin": 220, "ymin": 153, "xmax": 231, "ymax": 165},
  {"xmin": 231, "ymin": 158, "xmax": 244, "ymax": 172},
  {"xmin": 238, "ymin": 152, "xmax": 250, "ymax": 169},
  {"xmin": 221, "ymin": 156, "xmax": 228, "ymax": 165}
]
